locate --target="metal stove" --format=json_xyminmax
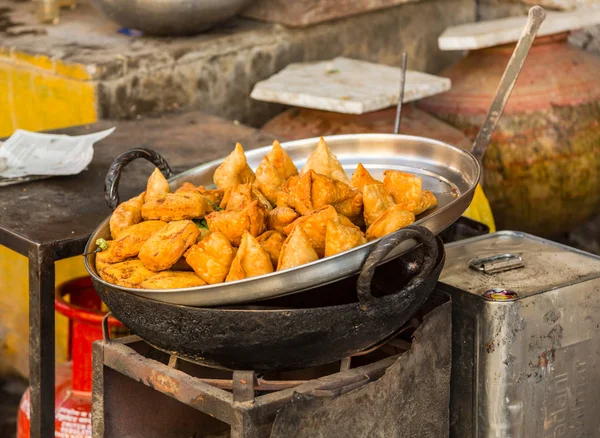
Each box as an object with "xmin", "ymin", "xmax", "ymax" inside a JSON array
[{"xmin": 91, "ymin": 293, "xmax": 452, "ymax": 438}]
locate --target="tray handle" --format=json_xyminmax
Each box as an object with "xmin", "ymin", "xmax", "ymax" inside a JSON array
[
  {"xmin": 356, "ymin": 225, "xmax": 438, "ymax": 311},
  {"xmin": 104, "ymin": 147, "xmax": 173, "ymax": 210}
]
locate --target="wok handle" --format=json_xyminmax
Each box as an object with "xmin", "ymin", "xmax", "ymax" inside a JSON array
[
  {"xmin": 104, "ymin": 147, "xmax": 173, "ymax": 210},
  {"xmin": 356, "ymin": 225, "xmax": 438, "ymax": 311}
]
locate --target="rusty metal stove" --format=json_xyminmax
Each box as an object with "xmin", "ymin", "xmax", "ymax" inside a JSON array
[{"xmin": 91, "ymin": 292, "xmax": 452, "ymax": 438}]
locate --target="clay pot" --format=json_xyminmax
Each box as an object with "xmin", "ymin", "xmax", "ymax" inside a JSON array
[
  {"xmin": 418, "ymin": 33, "xmax": 600, "ymax": 237},
  {"xmin": 261, "ymin": 104, "xmax": 472, "ymax": 149}
]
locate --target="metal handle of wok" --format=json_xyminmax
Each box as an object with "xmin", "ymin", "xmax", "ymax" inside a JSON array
[
  {"xmin": 356, "ymin": 225, "xmax": 438, "ymax": 311},
  {"xmin": 104, "ymin": 147, "xmax": 173, "ymax": 210},
  {"xmin": 471, "ymin": 6, "xmax": 546, "ymax": 162}
]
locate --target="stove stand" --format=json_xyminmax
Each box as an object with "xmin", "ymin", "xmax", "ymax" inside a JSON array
[{"xmin": 91, "ymin": 292, "xmax": 451, "ymax": 438}]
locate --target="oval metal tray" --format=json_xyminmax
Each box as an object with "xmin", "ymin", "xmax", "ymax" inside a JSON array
[{"xmin": 85, "ymin": 134, "xmax": 480, "ymax": 307}]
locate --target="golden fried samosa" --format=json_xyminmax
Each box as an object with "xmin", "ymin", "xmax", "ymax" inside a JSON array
[
  {"xmin": 324, "ymin": 217, "xmax": 367, "ymax": 257},
  {"xmin": 140, "ymin": 271, "xmax": 207, "ymax": 289},
  {"xmin": 255, "ymin": 140, "xmax": 298, "ymax": 204},
  {"xmin": 383, "ymin": 170, "xmax": 423, "ymax": 212},
  {"xmin": 138, "ymin": 220, "xmax": 200, "ymax": 271},
  {"xmin": 300, "ymin": 137, "xmax": 349, "ymax": 183},
  {"xmin": 225, "ymin": 232, "xmax": 274, "ymax": 282},
  {"xmin": 277, "ymin": 226, "xmax": 319, "ymax": 271},
  {"xmin": 288, "ymin": 170, "xmax": 363, "ymax": 221},
  {"xmin": 257, "ymin": 230, "xmax": 286, "ymax": 268},
  {"xmin": 185, "ymin": 232, "xmax": 235, "ymax": 284},
  {"xmin": 221, "ymin": 183, "xmax": 272, "ymax": 211},
  {"xmin": 110, "ymin": 192, "xmax": 145, "ymax": 239},
  {"xmin": 99, "ymin": 259, "xmax": 156, "ymax": 288},
  {"xmin": 283, "ymin": 205, "xmax": 338, "ymax": 258},
  {"xmin": 365, "ymin": 205, "xmax": 415, "ymax": 241},
  {"xmin": 146, "ymin": 168, "xmax": 170, "ymax": 202},
  {"xmin": 362, "ymin": 184, "xmax": 395, "ymax": 227},
  {"xmin": 205, "ymin": 200, "xmax": 267, "ymax": 246},
  {"xmin": 106, "ymin": 220, "xmax": 167, "ymax": 263},
  {"xmin": 213, "ymin": 143, "xmax": 255, "ymax": 190},
  {"xmin": 350, "ymin": 163, "xmax": 381, "ymax": 192},
  {"xmin": 141, "ymin": 191, "xmax": 208, "ymax": 222},
  {"xmin": 175, "ymin": 182, "xmax": 197, "ymax": 193},
  {"xmin": 267, "ymin": 206, "xmax": 300, "ymax": 235}
]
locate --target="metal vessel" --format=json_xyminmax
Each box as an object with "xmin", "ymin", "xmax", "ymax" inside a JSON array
[
  {"xmin": 85, "ymin": 134, "xmax": 479, "ymax": 306},
  {"xmin": 90, "ymin": 0, "xmax": 254, "ymax": 36},
  {"xmin": 438, "ymin": 231, "xmax": 600, "ymax": 437}
]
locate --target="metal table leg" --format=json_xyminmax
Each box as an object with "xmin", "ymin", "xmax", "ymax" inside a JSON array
[{"xmin": 28, "ymin": 247, "xmax": 56, "ymax": 438}]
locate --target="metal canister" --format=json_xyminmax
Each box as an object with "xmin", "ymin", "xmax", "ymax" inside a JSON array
[{"xmin": 437, "ymin": 231, "xmax": 600, "ymax": 438}]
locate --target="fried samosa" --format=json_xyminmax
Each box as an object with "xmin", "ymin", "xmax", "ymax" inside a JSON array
[
  {"xmin": 413, "ymin": 190, "xmax": 438, "ymax": 215},
  {"xmin": 383, "ymin": 170, "xmax": 423, "ymax": 212},
  {"xmin": 213, "ymin": 143, "xmax": 255, "ymax": 190},
  {"xmin": 283, "ymin": 205, "xmax": 352, "ymax": 258},
  {"xmin": 255, "ymin": 140, "xmax": 298, "ymax": 204},
  {"xmin": 99, "ymin": 259, "xmax": 156, "ymax": 288},
  {"xmin": 138, "ymin": 220, "xmax": 200, "ymax": 271},
  {"xmin": 267, "ymin": 206, "xmax": 300, "ymax": 235},
  {"xmin": 288, "ymin": 170, "xmax": 363, "ymax": 221},
  {"xmin": 141, "ymin": 191, "xmax": 208, "ymax": 222},
  {"xmin": 106, "ymin": 220, "xmax": 167, "ymax": 263},
  {"xmin": 140, "ymin": 271, "xmax": 206, "ymax": 289},
  {"xmin": 350, "ymin": 163, "xmax": 381, "ymax": 192},
  {"xmin": 324, "ymin": 217, "xmax": 367, "ymax": 257},
  {"xmin": 146, "ymin": 168, "xmax": 170, "ymax": 202},
  {"xmin": 221, "ymin": 183, "xmax": 272, "ymax": 211},
  {"xmin": 225, "ymin": 232, "xmax": 274, "ymax": 282},
  {"xmin": 184, "ymin": 231, "xmax": 236, "ymax": 284},
  {"xmin": 205, "ymin": 200, "xmax": 267, "ymax": 246},
  {"xmin": 365, "ymin": 204, "xmax": 415, "ymax": 241},
  {"xmin": 110, "ymin": 192, "xmax": 145, "ymax": 239},
  {"xmin": 362, "ymin": 183, "xmax": 395, "ymax": 227},
  {"xmin": 257, "ymin": 230, "xmax": 286, "ymax": 268},
  {"xmin": 277, "ymin": 226, "xmax": 319, "ymax": 271},
  {"xmin": 300, "ymin": 137, "xmax": 349, "ymax": 183}
]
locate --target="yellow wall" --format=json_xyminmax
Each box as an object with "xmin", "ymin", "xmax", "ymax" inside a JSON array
[{"xmin": 0, "ymin": 50, "xmax": 97, "ymax": 137}]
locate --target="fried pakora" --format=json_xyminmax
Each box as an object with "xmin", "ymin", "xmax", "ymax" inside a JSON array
[
  {"xmin": 184, "ymin": 231, "xmax": 235, "ymax": 284},
  {"xmin": 140, "ymin": 271, "xmax": 207, "ymax": 289},
  {"xmin": 141, "ymin": 190, "xmax": 208, "ymax": 222},
  {"xmin": 106, "ymin": 220, "xmax": 167, "ymax": 263},
  {"xmin": 99, "ymin": 259, "xmax": 156, "ymax": 288},
  {"xmin": 138, "ymin": 220, "xmax": 200, "ymax": 271},
  {"xmin": 110, "ymin": 192, "xmax": 145, "ymax": 239}
]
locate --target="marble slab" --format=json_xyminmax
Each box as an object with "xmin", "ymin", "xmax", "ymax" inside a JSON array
[
  {"xmin": 250, "ymin": 57, "xmax": 451, "ymax": 115},
  {"xmin": 439, "ymin": 6, "xmax": 600, "ymax": 50}
]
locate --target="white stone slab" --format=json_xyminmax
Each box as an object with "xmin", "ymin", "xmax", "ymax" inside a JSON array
[
  {"xmin": 520, "ymin": 0, "xmax": 600, "ymax": 12},
  {"xmin": 250, "ymin": 57, "xmax": 451, "ymax": 115},
  {"xmin": 439, "ymin": 6, "xmax": 600, "ymax": 51}
]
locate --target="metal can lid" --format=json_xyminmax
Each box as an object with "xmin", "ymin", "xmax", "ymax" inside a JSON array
[{"xmin": 482, "ymin": 288, "xmax": 519, "ymax": 301}]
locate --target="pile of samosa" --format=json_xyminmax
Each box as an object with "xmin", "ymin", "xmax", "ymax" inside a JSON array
[{"xmin": 96, "ymin": 138, "xmax": 437, "ymax": 290}]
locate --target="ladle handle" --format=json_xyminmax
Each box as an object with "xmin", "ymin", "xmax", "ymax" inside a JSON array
[
  {"xmin": 471, "ymin": 6, "xmax": 546, "ymax": 162},
  {"xmin": 104, "ymin": 147, "xmax": 173, "ymax": 210},
  {"xmin": 356, "ymin": 225, "xmax": 438, "ymax": 311}
]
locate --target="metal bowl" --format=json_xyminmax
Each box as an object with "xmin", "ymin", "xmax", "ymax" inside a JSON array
[
  {"xmin": 85, "ymin": 134, "xmax": 480, "ymax": 307},
  {"xmin": 90, "ymin": 0, "xmax": 254, "ymax": 36}
]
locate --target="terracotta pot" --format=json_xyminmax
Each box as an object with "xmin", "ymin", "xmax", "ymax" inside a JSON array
[
  {"xmin": 260, "ymin": 104, "xmax": 472, "ymax": 149},
  {"xmin": 418, "ymin": 33, "xmax": 600, "ymax": 237}
]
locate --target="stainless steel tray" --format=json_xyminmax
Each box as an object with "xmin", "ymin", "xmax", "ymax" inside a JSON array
[{"xmin": 84, "ymin": 134, "xmax": 481, "ymax": 306}]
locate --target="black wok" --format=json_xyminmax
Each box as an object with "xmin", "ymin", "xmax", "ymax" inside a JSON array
[{"xmin": 96, "ymin": 226, "xmax": 443, "ymax": 371}]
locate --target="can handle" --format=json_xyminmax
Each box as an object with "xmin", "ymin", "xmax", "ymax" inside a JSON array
[
  {"xmin": 104, "ymin": 147, "xmax": 173, "ymax": 210},
  {"xmin": 356, "ymin": 225, "xmax": 438, "ymax": 311}
]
